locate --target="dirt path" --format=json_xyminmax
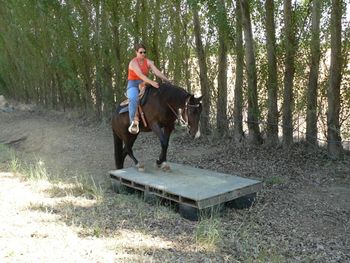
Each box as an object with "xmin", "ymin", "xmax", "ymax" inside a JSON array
[{"xmin": 0, "ymin": 108, "xmax": 349, "ymax": 262}]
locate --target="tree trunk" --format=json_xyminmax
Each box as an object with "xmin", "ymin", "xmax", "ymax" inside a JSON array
[
  {"xmin": 265, "ymin": 0, "xmax": 279, "ymax": 146},
  {"xmin": 183, "ymin": 22, "xmax": 192, "ymax": 93},
  {"xmin": 100, "ymin": 2, "xmax": 114, "ymax": 117},
  {"xmin": 216, "ymin": 0, "xmax": 229, "ymax": 135},
  {"xmin": 306, "ymin": 0, "xmax": 321, "ymax": 146},
  {"xmin": 191, "ymin": 3, "xmax": 211, "ymax": 135},
  {"xmin": 140, "ymin": 0, "xmax": 148, "ymax": 44},
  {"xmin": 173, "ymin": 0, "xmax": 182, "ymax": 84},
  {"xmin": 110, "ymin": 1, "xmax": 123, "ymax": 104},
  {"xmin": 94, "ymin": 1, "xmax": 102, "ymax": 120},
  {"xmin": 151, "ymin": 0, "xmax": 160, "ymax": 68},
  {"xmin": 233, "ymin": 0, "xmax": 244, "ymax": 142},
  {"xmin": 327, "ymin": 0, "xmax": 343, "ymax": 159},
  {"xmin": 282, "ymin": 0, "xmax": 295, "ymax": 147},
  {"xmin": 240, "ymin": 0, "xmax": 262, "ymax": 144},
  {"xmin": 134, "ymin": 0, "xmax": 141, "ymax": 44}
]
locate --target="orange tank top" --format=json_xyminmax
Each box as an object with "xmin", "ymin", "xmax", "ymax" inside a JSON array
[{"xmin": 128, "ymin": 58, "xmax": 149, "ymax": 80}]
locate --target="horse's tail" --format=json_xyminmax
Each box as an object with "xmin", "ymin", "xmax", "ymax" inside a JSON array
[{"xmin": 113, "ymin": 131, "xmax": 124, "ymax": 169}]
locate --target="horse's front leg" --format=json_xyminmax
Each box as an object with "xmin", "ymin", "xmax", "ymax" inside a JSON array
[{"xmin": 151, "ymin": 123, "xmax": 174, "ymax": 169}]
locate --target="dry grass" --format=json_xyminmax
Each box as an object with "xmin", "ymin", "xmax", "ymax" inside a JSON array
[
  {"xmin": 7, "ymin": 152, "xmax": 104, "ymax": 201},
  {"xmin": 0, "ymin": 145, "xmax": 179, "ymax": 262},
  {"xmin": 0, "ymin": 145, "xmax": 200, "ymax": 262},
  {"xmin": 72, "ymin": 173, "xmax": 104, "ymax": 200}
]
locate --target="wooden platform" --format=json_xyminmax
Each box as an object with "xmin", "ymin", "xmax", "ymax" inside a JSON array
[{"xmin": 109, "ymin": 162, "xmax": 262, "ymax": 210}]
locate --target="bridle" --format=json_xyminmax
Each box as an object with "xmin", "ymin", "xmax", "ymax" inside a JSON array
[{"xmin": 167, "ymin": 97, "xmax": 201, "ymax": 128}]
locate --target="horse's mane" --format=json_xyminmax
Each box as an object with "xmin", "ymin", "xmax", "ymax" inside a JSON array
[
  {"xmin": 159, "ymin": 82, "xmax": 187, "ymax": 93},
  {"xmin": 153, "ymin": 83, "xmax": 190, "ymax": 106}
]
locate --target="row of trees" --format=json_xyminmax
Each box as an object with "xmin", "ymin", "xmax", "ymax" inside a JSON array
[{"xmin": 0, "ymin": 0, "xmax": 349, "ymax": 158}]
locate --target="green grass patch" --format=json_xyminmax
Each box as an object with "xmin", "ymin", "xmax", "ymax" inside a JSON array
[
  {"xmin": 265, "ymin": 176, "xmax": 286, "ymax": 186},
  {"xmin": 195, "ymin": 215, "xmax": 222, "ymax": 251}
]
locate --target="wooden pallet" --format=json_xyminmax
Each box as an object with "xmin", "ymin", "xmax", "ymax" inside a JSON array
[{"xmin": 110, "ymin": 162, "xmax": 262, "ymax": 219}]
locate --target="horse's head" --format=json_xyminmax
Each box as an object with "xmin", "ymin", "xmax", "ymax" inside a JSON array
[{"xmin": 183, "ymin": 95, "xmax": 202, "ymax": 139}]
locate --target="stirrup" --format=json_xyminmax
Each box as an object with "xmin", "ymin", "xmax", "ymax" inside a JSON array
[{"xmin": 128, "ymin": 121, "xmax": 139, "ymax": 134}]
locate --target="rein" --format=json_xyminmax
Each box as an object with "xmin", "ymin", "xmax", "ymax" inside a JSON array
[{"xmin": 167, "ymin": 103, "xmax": 187, "ymax": 126}]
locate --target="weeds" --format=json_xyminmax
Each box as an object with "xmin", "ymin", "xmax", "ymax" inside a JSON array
[
  {"xmin": 93, "ymin": 226, "xmax": 101, "ymax": 238},
  {"xmin": 24, "ymin": 159, "xmax": 49, "ymax": 181},
  {"xmin": 195, "ymin": 214, "xmax": 222, "ymax": 251},
  {"xmin": 9, "ymin": 154, "xmax": 20, "ymax": 173},
  {"xmin": 265, "ymin": 176, "xmax": 286, "ymax": 186},
  {"xmin": 153, "ymin": 203, "xmax": 178, "ymax": 220},
  {"xmin": 73, "ymin": 174, "xmax": 103, "ymax": 200}
]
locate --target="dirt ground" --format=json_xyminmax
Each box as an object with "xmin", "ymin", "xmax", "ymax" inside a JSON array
[{"xmin": 0, "ymin": 106, "xmax": 349, "ymax": 262}]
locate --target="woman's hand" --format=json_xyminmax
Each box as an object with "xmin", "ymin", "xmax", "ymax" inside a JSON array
[{"xmin": 150, "ymin": 80, "xmax": 159, "ymax": 88}]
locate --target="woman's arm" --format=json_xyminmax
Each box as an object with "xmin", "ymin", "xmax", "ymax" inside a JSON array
[
  {"xmin": 129, "ymin": 60, "xmax": 159, "ymax": 88},
  {"xmin": 148, "ymin": 60, "xmax": 170, "ymax": 82}
]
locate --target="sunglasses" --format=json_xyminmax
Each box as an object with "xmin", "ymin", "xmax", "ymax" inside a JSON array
[{"xmin": 138, "ymin": 51, "xmax": 146, "ymax": 54}]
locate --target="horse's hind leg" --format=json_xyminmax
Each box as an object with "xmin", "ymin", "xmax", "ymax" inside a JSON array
[
  {"xmin": 113, "ymin": 132, "xmax": 124, "ymax": 169},
  {"xmin": 123, "ymin": 135, "xmax": 144, "ymax": 170}
]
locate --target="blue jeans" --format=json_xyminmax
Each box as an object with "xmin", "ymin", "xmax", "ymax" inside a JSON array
[{"xmin": 127, "ymin": 80, "xmax": 142, "ymax": 123}]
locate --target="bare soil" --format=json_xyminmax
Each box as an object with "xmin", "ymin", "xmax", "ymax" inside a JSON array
[{"xmin": 0, "ymin": 106, "xmax": 349, "ymax": 262}]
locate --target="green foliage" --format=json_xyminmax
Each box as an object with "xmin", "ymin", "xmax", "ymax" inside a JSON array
[{"xmin": 0, "ymin": 0, "xmax": 349, "ymax": 141}]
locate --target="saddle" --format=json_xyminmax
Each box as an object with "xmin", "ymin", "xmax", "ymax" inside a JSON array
[{"xmin": 120, "ymin": 82, "xmax": 149, "ymax": 107}]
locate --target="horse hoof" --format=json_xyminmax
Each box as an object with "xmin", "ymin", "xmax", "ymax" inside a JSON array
[
  {"xmin": 136, "ymin": 163, "xmax": 145, "ymax": 172},
  {"xmin": 161, "ymin": 162, "xmax": 171, "ymax": 172}
]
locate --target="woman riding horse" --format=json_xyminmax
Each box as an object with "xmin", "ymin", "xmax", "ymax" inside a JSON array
[
  {"xmin": 112, "ymin": 82, "xmax": 202, "ymax": 171},
  {"xmin": 127, "ymin": 43, "xmax": 170, "ymax": 134}
]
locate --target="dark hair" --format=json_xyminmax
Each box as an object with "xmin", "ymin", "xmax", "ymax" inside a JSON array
[{"xmin": 134, "ymin": 43, "xmax": 146, "ymax": 51}]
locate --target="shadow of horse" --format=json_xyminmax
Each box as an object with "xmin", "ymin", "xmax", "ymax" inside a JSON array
[{"xmin": 112, "ymin": 82, "xmax": 202, "ymax": 171}]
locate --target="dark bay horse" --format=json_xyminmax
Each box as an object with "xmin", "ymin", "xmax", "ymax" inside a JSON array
[{"xmin": 112, "ymin": 82, "xmax": 202, "ymax": 171}]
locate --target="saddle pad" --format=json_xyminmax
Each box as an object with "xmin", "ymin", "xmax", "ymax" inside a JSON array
[{"xmin": 118, "ymin": 106, "xmax": 128, "ymax": 114}]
